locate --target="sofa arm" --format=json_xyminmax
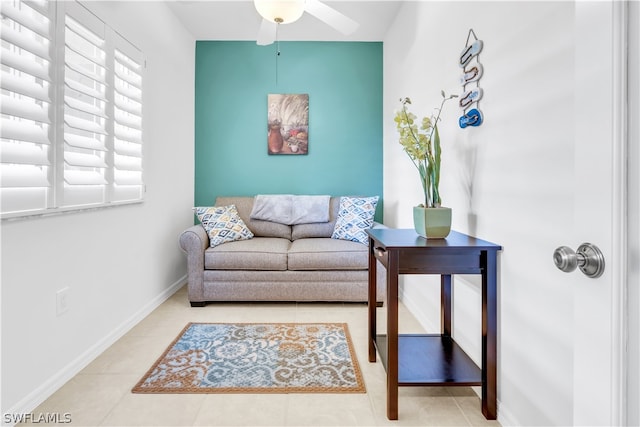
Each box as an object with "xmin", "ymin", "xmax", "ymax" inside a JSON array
[{"xmin": 179, "ymin": 225, "xmax": 208, "ymax": 305}]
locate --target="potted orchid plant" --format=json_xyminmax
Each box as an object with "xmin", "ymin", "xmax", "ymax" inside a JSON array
[{"xmin": 394, "ymin": 91, "xmax": 457, "ymax": 238}]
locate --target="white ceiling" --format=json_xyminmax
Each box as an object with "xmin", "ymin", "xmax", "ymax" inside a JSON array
[{"xmin": 165, "ymin": 1, "xmax": 403, "ymax": 42}]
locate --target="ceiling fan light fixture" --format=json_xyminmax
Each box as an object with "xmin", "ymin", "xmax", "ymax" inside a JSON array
[{"xmin": 254, "ymin": 0, "xmax": 305, "ymax": 25}]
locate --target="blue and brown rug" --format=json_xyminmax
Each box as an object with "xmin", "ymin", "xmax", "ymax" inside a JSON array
[{"xmin": 132, "ymin": 323, "xmax": 365, "ymax": 394}]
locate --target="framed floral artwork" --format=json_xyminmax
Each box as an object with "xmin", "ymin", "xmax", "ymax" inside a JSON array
[{"xmin": 267, "ymin": 94, "xmax": 309, "ymax": 155}]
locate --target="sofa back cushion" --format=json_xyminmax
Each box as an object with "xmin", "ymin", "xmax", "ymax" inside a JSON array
[
  {"xmin": 291, "ymin": 197, "xmax": 341, "ymax": 240},
  {"xmin": 215, "ymin": 196, "xmax": 292, "ymax": 240}
]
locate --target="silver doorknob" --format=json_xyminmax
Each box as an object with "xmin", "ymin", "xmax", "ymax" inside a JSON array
[{"xmin": 553, "ymin": 243, "xmax": 605, "ymax": 278}]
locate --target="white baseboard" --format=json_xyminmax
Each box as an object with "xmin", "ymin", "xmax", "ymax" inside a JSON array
[
  {"xmin": 495, "ymin": 401, "xmax": 519, "ymax": 427},
  {"xmin": 2, "ymin": 276, "xmax": 186, "ymax": 426}
]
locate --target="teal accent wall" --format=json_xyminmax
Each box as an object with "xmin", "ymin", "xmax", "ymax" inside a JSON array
[{"xmin": 194, "ymin": 41, "xmax": 383, "ymax": 218}]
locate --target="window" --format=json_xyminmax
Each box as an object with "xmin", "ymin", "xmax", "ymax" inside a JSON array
[
  {"xmin": 1, "ymin": 0, "xmax": 144, "ymax": 219},
  {"xmin": 0, "ymin": 0, "xmax": 53, "ymax": 214},
  {"xmin": 112, "ymin": 46, "xmax": 143, "ymax": 202}
]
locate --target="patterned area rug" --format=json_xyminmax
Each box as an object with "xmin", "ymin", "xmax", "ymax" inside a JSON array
[{"xmin": 132, "ymin": 323, "xmax": 365, "ymax": 394}]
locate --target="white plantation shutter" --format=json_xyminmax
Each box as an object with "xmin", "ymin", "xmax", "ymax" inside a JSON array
[
  {"xmin": 0, "ymin": 0, "xmax": 53, "ymax": 214},
  {"xmin": 61, "ymin": 5, "xmax": 108, "ymax": 207},
  {"xmin": 1, "ymin": 0, "xmax": 144, "ymax": 218},
  {"xmin": 112, "ymin": 42, "xmax": 144, "ymax": 202}
]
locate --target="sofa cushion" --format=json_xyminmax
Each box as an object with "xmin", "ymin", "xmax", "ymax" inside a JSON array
[
  {"xmin": 194, "ymin": 205, "xmax": 254, "ymax": 248},
  {"xmin": 331, "ymin": 196, "xmax": 379, "ymax": 245},
  {"xmin": 287, "ymin": 238, "xmax": 367, "ymax": 270},
  {"xmin": 215, "ymin": 197, "xmax": 292, "ymax": 240},
  {"xmin": 291, "ymin": 197, "xmax": 341, "ymax": 240},
  {"xmin": 205, "ymin": 237, "xmax": 290, "ymax": 271}
]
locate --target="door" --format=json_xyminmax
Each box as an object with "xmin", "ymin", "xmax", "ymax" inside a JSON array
[
  {"xmin": 627, "ymin": 3, "xmax": 640, "ymax": 425},
  {"xmin": 571, "ymin": 1, "xmax": 628, "ymax": 425}
]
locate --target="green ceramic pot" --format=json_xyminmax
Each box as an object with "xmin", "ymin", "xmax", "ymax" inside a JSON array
[{"xmin": 413, "ymin": 206, "xmax": 452, "ymax": 239}]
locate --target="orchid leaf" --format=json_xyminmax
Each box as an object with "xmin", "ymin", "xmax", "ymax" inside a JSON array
[{"xmin": 394, "ymin": 93, "xmax": 455, "ymax": 208}]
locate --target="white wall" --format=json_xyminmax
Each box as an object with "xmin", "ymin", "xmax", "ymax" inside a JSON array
[
  {"xmin": 0, "ymin": 1, "xmax": 195, "ymax": 415},
  {"xmin": 384, "ymin": 2, "xmax": 577, "ymax": 425}
]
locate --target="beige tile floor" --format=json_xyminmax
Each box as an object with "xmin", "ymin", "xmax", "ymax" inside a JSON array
[{"xmin": 23, "ymin": 285, "xmax": 501, "ymax": 427}]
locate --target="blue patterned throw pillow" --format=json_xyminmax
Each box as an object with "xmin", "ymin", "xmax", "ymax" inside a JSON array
[
  {"xmin": 331, "ymin": 196, "xmax": 379, "ymax": 245},
  {"xmin": 194, "ymin": 205, "xmax": 254, "ymax": 247}
]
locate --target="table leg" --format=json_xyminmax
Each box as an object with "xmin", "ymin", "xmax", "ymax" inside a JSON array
[
  {"xmin": 482, "ymin": 250, "xmax": 498, "ymax": 420},
  {"xmin": 386, "ymin": 250, "xmax": 399, "ymax": 420},
  {"xmin": 368, "ymin": 239, "xmax": 377, "ymax": 363},
  {"xmin": 441, "ymin": 274, "xmax": 452, "ymax": 337}
]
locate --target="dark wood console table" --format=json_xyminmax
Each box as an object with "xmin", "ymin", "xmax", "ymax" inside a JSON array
[{"xmin": 367, "ymin": 228, "xmax": 502, "ymax": 420}]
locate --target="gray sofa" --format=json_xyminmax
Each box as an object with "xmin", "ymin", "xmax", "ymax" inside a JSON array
[{"xmin": 179, "ymin": 196, "xmax": 386, "ymax": 306}]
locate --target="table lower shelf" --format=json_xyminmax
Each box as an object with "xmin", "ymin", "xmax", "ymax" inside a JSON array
[{"xmin": 374, "ymin": 334, "xmax": 482, "ymax": 386}]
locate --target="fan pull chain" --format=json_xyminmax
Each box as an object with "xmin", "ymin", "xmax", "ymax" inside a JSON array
[{"xmin": 275, "ymin": 22, "xmax": 281, "ymax": 86}]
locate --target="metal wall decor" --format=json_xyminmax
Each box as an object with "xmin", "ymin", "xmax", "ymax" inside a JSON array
[
  {"xmin": 459, "ymin": 29, "xmax": 483, "ymax": 128},
  {"xmin": 267, "ymin": 94, "xmax": 309, "ymax": 155}
]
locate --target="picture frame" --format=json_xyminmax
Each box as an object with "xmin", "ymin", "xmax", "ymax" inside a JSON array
[{"xmin": 267, "ymin": 94, "xmax": 309, "ymax": 155}]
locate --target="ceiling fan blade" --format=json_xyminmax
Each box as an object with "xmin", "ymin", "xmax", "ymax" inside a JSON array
[
  {"xmin": 257, "ymin": 18, "xmax": 277, "ymax": 45},
  {"xmin": 304, "ymin": 0, "xmax": 359, "ymax": 35}
]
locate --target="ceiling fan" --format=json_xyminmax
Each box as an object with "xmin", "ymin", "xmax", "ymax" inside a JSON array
[{"xmin": 254, "ymin": 0, "xmax": 359, "ymax": 46}]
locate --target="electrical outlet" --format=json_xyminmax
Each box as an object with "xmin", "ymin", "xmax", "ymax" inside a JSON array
[{"xmin": 56, "ymin": 287, "xmax": 70, "ymax": 316}]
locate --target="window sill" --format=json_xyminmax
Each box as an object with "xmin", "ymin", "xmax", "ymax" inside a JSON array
[{"xmin": 1, "ymin": 200, "xmax": 144, "ymax": 222}]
